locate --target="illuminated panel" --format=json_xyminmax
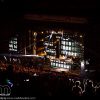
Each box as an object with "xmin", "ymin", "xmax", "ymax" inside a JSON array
[
  {"xmin": 55, "ymin": 68, "xmax": 69, "ymax": 72},
  {"xmin": 56, "ymin": 63, "xmax": 59, "ymax": 67},
  {"xmin": 64, "ymin": 64, "xmax": 66, "ymax": 68},
  {"xmin": 68, "ymin": 47, "xmax": 71, "ymax": 51},
  {"xmin": 43, "ymin": 30, "xmax": 84, "ymax": 69},
  {"xmin": 9, "ymin": 37, "xmax": 17, "ymax": 51},
  {"xmin": 69, "ymin": 42, "xmax": 71, "ymax": 46},
  {"xmin": 60, "ymin": 64, "xmax": 63, "ymax": 68}
]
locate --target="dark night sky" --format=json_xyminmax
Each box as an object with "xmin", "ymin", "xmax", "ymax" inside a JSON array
[{"xmin": 0, "ymin": 0, "xmax": 100, "ymax": 64}]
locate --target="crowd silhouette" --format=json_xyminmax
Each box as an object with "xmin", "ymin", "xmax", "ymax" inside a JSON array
[{"xmin": 0, "ymin": 64, "xmax": 100, "ymax": 97}]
